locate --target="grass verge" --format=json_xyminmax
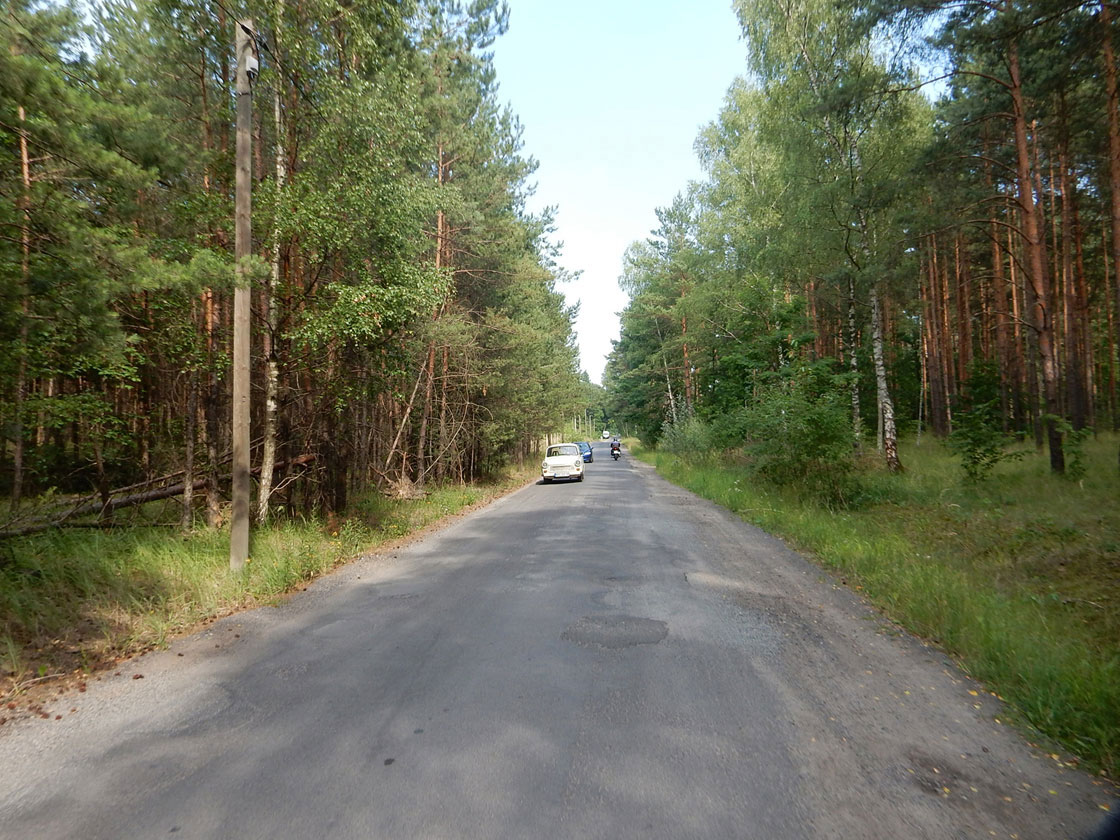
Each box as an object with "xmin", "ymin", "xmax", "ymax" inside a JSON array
[
  {"xmin": 0, "ymin": 468, "xmax": 535, "ymax": 704},
  {"xmin": 632, "ymin": 434, "xmax": 1120, "ymax": 777}
]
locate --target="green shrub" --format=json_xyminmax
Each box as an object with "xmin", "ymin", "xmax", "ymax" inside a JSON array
[
  {"xmin": 948, "ymin": 399, "xmax": 1022, "ymax": 482},
  {"xmin": 948, "ymin": 362, "xmax": 1023, "ymax": 482},
  {"xmin": 706, "ymin": 406, "xmax": 752, "ymax": 450},
  {"xmin": 1061, "ymin": 423, "xmax": 1091, "ymax": 482},
  {"xmin": 741, "ymin": 372, "xmax": 857, "ymax": 506},
  {"xmin": 658, "ymin": 412, "xmax": 712, "ymax": 460}
]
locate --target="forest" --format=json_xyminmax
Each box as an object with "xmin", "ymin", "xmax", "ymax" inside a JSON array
[
  {"xmin": 601, "ymin": 0, "xmax": 1120, "ymax": 773},
  {"xmin": 0, "ymin": 0, "xmax": 586, "ymax": 535},
  {"xmin": 607, "ymin": 0, "xmax": 1120, "ymax": 483}
]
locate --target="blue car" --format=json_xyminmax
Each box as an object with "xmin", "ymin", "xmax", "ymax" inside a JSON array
[{"xmin": 576, "ymin": 441, "xmax": 594, "ymax": 463}]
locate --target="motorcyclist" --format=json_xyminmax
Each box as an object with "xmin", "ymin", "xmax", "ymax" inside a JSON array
[{"xmin": 610, "ymin": 439, "xmax": 621, "ymax": 457}]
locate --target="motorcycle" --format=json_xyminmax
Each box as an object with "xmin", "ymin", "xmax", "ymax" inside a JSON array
[{"xmin": 611, "ymin": 446, "xmax": 621, "ymax": 461}]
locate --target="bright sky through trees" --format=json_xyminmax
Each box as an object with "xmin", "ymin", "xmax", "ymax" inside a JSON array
[{"xmin": 492, "ymin": 1, "xmax": 746, "ymax": 383}]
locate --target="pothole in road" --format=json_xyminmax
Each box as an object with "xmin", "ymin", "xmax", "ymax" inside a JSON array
[
  {"xmin": 561, "ymin": 615, "xmax": 668, "ymax": 649},
  {"xmin": 905, "ymin": 748, "xmax": 988, "ymax": 800}
]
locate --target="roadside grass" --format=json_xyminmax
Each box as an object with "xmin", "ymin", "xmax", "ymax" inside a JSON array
[
  {"xmin": 0, "ymin": 469, "xmax": 534, "ymax": 701},
  {"xmin": 632, "ymin": 434, "xmax": 1120, "ymax": 777}
]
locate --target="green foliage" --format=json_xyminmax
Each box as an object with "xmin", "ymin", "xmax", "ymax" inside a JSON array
[
  {"xmin": 948, "ymin": 401, "xmax": 1018, "ymax": 483},
  {"xmin": 948, "ymin": 363, "xmax": 1025, "ymax": 483},
  {"xmin": 0, "ymin": 0, "xmax": 580, "ymax": 509},
  {"xmin": 740, "ymin": 371, "xmax": 859, "ymax": 505},
  {"xmin": 1055, "ymin": 421, "xmax": 1091, "ymax": 483},
  {"xmin": 658, "ymin": 413, "xmax": 713, "ymax": 460},
  {"xmin": 607, "ymin": 0, "xmax": 930, "ymax": 468}
]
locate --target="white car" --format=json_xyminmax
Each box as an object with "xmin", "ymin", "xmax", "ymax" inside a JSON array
[
  {"xmin": 542, "ymin": 443, "xmax": 585, "ymax": 483},
  {"xmin": 601, "ymin": 430, "xmax": 610, "ymax": 439}
]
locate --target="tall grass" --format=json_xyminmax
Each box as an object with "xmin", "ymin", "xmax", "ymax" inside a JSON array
[
  {"xmin": 634, "ymin": 435, "xmax": 1120, "ymax": 775},
  {"xmin": 1, "ymin": 476, "xmax": 518, "ymax": 697}
]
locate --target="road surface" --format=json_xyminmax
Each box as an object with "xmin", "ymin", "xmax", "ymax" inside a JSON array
[{"xmin": 0, "ymin": 444, "xmax": 1112, "ymax": 838}]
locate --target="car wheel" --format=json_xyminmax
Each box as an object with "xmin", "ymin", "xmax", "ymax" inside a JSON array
[
  {"xmin": 543, "ymin": 477, "xmax": 552, "ymax": 484},
  {"xmin": 577, "ymin": 473, "xmax": 584, "ymax": 482}
]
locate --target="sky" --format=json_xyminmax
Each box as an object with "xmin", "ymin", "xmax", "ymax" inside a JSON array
[{"xmin": 490, "ymin": 1, "xmax": 748, "ymax": 384}]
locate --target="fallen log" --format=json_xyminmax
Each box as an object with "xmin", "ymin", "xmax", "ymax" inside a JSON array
[
  {"xmin": 251, "ymin": 452, "xmax": 316, "ymax": 475},
  {"xmin": 1, "ymin": 453, "xmax": 317, "ymax": 540},
  {"xmin": 5, "ymin": 469, "xmax": 193, "ymax": 531},
  {"xmin": 0, "ymin": 479, "xmax": 210, "ymax": 539}
]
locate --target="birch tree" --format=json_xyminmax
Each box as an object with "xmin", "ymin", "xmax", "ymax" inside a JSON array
[{"xmin": 733, "ymin": 0, "xmax": 930, "ymax": 470}]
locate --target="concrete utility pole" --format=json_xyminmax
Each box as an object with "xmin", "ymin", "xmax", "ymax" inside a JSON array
[{"xmin": 231, "ymin": 19, "xmax": 256, "ymax": 571}]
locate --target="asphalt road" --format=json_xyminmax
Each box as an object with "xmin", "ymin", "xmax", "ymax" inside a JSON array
[{"xmin": 0, "ymin": 445, "xmax": 1113, "ymax": 839}]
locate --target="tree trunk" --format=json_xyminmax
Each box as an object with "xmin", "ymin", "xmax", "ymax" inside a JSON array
[
  {"xmin": 955, "ymin": 234, "xmax": 973, "ymax": 385},
  {"xmin": 937, "ymin": 241, "xmax": 956, "ymax": 418},
  {"xmin": 1108, "ymin": 258, "xmax": 1119, "ymax": 429},
  {"xmin": 437, "ymin": 345, "xmax": 449, "ymax": 482},
  {"xmin": 1100, "ymin": 1, "xmax": 1120, "ymax": 434},
  {"xmin": 92, "ymin": 433, "xmax": 112, "ymax": 525},
  {"xmin": 257, "ymin": 60, "xmax": 285, "ymax": 524},
  {"xmin": 384, "ymin": 355, "xmax": 427, "ymax": 479},
  {"xmin": 871, "ymin": 287, "xmax": 902, "ymax": 472},
  {"xmin": 257, "ymin": 345, "xmax": 280, "ymax": 522},
  {"xmin": 991, "ymin": 219, "xmax": 1012, "ymax": 427},
  {"xmin": 1007, "ymin": 221, "xmax": 1029, "ymax": 433},
  {"xmin": 11, "ymin": 103, "xmax": 32, "ymax": 512},
  {"xmin": 917, "ymin": 303, "xmax": 927, "ymax": 444},
  {"xmin": 1069, "ymin": 169, "xmax": 1093, "ymax": 428},
  {"xmin": 654, "ymin": 320, "xmax": 678, "ymax": 424},
  {"xmin": 1009, "ymin": 40, "xmax": 1064, "ymax": 471},
  {"xmin": 681, "ymin": 309, "xmax": 694, "ymax": 412},
  {"xmin": 204, "ymin": 289, "xmax": 223, "ymax": 525},
  {"xmin": 414, "ymin": 343, "xmax": 436, "ymax": 486},
  {"xmin": 924, "ymin": 237, "xmax": 951, "ymax": 436},
  {"xmin": 1058, "ymin": 131, "xmax": 1087, "ymax": 429},
  {"xmin": 182, "ymin": 369, "xmax": 198, "ymax": 530},
  {"xmin": 847, "ymin": 274, "xmax": 862, "ymax": 449}
]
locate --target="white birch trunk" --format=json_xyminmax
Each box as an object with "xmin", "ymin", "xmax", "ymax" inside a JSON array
[{"xmin": 871, "ymin": 286, "xmax": 902, "ymax": 472}]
